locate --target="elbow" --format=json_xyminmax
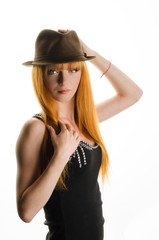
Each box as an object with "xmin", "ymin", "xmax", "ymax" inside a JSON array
[
  {"xmin": 18, "ymin": 212, "xmax": 33, "ymax": 223},
  {"xmin": 136, "ymin": 88, "xmax": 143, "ymax": 101},
  {"xmin": 130, "ymin": 88, "xmax": 143, "ymax": 103},
  {"xmin": 18, "ymin": 211, "xmax": 33, "ymax": 223},
  {"xmin": 17, "ymin": 205, "xmax": 34, "ymax": 223}
]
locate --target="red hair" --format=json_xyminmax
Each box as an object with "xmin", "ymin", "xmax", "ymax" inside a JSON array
[{"xmin": 32, "ymin": 61, "xmax": 110, "ymax": 189}]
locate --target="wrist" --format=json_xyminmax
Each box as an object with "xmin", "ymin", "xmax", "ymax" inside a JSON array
[
  {"xmin": 89, "ymin": 51, "xmax": 110, "ymax": 69},
  {"xmin": 50, "ymin": 150, "xmax": 69, "ymax": 169}
]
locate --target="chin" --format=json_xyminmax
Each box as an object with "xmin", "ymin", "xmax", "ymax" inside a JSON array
[{"xmin": 54, "ymin": 96, "xmax": 75, "ymax": 103}]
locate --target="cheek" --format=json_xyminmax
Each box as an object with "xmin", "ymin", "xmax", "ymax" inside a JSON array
[
  {"xmin": 73, "ymin": 73, "xmax": 81, "ymax": 89},
  {"xmin": 44, "ymin": 77, "xmax": 56, "ymax": 91}
]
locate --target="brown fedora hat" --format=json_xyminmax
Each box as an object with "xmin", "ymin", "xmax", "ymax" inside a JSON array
[{"xmin": 23, "ymin": 29, "xmax": 96, "ymax": 66}]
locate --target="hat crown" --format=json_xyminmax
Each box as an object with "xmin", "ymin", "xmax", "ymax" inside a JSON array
[{"xmin": 34, "ymin": 29, "xmax": 83, "ymax": 61}]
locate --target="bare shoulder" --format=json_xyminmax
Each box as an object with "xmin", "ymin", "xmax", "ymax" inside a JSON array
[
  {"xmin": 16, "ymin": 117, "xmax": 45, "ymax": 146},
  {"xmin": 18, "ymin": 117, "xmax": 45, "ymax": 139},
  {"xmin": 16, "ymin": 117, "xmax": 46, "ymax": 166}
]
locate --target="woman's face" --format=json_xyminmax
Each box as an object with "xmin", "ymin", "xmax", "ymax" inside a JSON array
[{"xmin": 44, "ymin": 62, "xmax": 82, "ymax": 103}]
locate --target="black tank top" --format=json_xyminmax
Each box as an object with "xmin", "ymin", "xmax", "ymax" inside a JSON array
[{"xmin": 33, "ymin": 114, "xmax": 105, "ymax": 240}]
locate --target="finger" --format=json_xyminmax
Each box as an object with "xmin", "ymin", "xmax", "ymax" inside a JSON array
[
  {"xmin": 47, "ymin": 125, "xmax": 55, "ymax": 134},
  {"xmin": 47, "ymin": 126, "xmax": 56, "ymax": 141},
  {"xmin": 58, "ymin": 121, "xmax": 67, "ymax": 131},
  {"xmin": 58, "ymin": 29, "xmax": 69, "ymax": 33},
  {"xmin": 73, "ymin": 131, "xmax": 79, "ymax": 139},
  {"xmin": 47, "ymin": 125, "xmax": 51, "ymax": 131},
  {"xmin": 58, "ymin": 29, "xmax": 67, "ymax": 31},
  {"xmin": 65, "ymin": 123, "xmax": 74, "ymax": 132}
]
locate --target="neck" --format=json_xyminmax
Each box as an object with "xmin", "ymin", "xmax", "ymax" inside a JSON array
[{"xmin": 57, "ymin": 97, "xmax": 76, "ymax": 124}]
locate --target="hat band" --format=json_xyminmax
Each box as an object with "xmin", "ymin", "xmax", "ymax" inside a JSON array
[{"xmin": 34, "ymin": 54, "xmax": 86, "ymax": 62}]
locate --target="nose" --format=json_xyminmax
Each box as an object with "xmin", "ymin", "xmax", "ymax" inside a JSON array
[{"xmin": 57, "ymin": 71, "xmax": 68, "ymax": 85}]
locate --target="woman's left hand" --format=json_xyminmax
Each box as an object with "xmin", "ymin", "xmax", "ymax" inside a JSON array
[{"xmin": 57, "ymin": 29, "xmax": 95, "ymax": 57}]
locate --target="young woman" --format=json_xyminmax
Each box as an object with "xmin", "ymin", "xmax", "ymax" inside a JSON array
[{"xmin": 16, "ymin": 29, "xmax": 143, "ymax": 240}]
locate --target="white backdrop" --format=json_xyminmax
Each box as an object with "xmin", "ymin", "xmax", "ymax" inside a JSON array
[{"xmin": 0, "ymin": 0, "xmax": 159, "ymax": 239}]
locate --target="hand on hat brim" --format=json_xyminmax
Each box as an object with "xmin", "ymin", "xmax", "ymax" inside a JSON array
[{"xmin": 78, "ymin": 37, "xmax": 95, "ymax": 58}]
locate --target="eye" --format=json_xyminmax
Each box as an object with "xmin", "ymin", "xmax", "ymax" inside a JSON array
[
  {"xmin": 47, "ymin": 70, "xmax": 59, "ymax": 75},
  {"xmin": 70, "ymin": 69, "xmax": 78, "ymax": 73}
]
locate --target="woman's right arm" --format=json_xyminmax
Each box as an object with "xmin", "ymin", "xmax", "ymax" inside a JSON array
[{"xmin": 16, "ymin": 118, "xmax": 80, "ymax": 223}]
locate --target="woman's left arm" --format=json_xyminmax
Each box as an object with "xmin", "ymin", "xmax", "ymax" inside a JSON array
[{"xmin": 81, "ymin": 40, "xmax": 143, "ymax": 123}]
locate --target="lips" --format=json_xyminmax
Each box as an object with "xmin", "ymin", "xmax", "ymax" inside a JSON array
[{"xmin": 58, "ymin": 89, "xmax": 71, "ymax": 94}]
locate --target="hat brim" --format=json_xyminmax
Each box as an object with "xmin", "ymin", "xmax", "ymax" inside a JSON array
[{"xmin": 22, "ymin": 55, "xmax": 96, "ymax": 66}]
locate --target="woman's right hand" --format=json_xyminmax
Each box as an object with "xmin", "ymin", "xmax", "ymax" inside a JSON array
[{"xmin": 47, "ymin": 121, "xmax": 80, "ymax": 163}]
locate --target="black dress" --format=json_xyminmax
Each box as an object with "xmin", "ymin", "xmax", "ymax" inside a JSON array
[{"xmin": 33, "ymin": 114, "xmax": 105, "ymax": 240}]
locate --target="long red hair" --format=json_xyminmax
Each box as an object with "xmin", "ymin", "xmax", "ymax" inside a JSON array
[{"xmin": 32, "ymin": 61, "xmax": 110, "ymax": 189}]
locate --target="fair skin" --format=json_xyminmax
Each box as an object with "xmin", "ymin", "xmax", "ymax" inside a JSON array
[
  {"xmin": 16, "ymin": 29, "xmax": 143, "ymax": 223},
  {"xmin": 44, "ymin": 66, "xmax": 81, "ymax": 128}
]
